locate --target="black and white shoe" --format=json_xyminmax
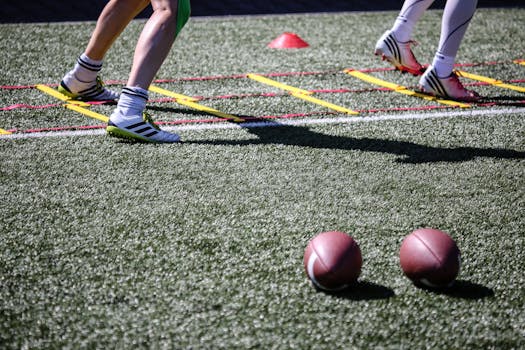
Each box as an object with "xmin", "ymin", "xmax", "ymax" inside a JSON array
[
  {"xmin": 419, "ymin": 66, "xmax": 481, "ymax": 102},
  {"xmin": 59, "ymin": 74, "xmax": 119, "ymax": 101},
  {"xmin": 374, "ymin": 30, "xmax": 424, "ymax": 76},
  {"xmin": 106, "ymin": 112, "xmax": 181, "ymax": 143}
]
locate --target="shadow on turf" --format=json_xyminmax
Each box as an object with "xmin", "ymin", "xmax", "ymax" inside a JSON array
[
  {"xmin": 314, "ymin": 280, "xmax": 493, "ymax": 300},
  {"xmin": 418, "ymin": 280, "xmax": 494, "ymax": 300},
  {"xmin": 315, "ymin": 280, "xmax": 395, "ymax": 300},
  {"xmin": 187, "ymin": 118, "xmax": 525, "ymax": 164},
  {"xmin": 147, "ymin": 105, "xmax": 208, "ymax": 117},
  {"xmin": 482, "ymin": 95, "xmax": 525, "ymax": 108}
]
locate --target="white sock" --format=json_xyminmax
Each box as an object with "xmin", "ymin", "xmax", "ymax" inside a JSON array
[
  {"xmin": 391, "ymin": 16, "xmax": 417, "ymax": 42},
  {"xmin": 73, "ymin": 53, "xmax": 103, "ymax": 83},
  {"xmin": 61, "ymin": 54, "xmax": 104, "ymax": 94},
  {"xmin": 432, "ymin": 52, "xmax": 455, "ymax": 77},
  {"xmin": 112, "ymin": 86, "xmax": 149, "ymax": 121},
  {"xmin": 392, "ymin": 0, "xmax": 434, "ymax": 42}
]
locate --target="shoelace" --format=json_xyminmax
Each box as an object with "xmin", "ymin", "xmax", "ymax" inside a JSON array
[
  {"xmin": 93, "ymin": 76, "xmax": 118, "ymax": 99},
  {"xmin": 405, "ymin": 39, "xmax": 419, "ymax": 48},
  {"xmin": 94, "ymin": 76, "xmax": 105, "ymax": 92},
  {"xmin": 396, "ymin": 39, "xmax": 419, "ymax": 51},
  {"xmin": 143, "ymin": 112, "xmax": 160, "ymax": 130}
]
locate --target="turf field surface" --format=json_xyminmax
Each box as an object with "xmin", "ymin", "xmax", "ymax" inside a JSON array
[{"xmin": 1, "ymin": 8, "xmax": 524, "ymax": 349}]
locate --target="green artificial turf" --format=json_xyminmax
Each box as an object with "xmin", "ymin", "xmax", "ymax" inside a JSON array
[{"xmin": 1, "ymin": 8, "xmax": 524, "ymax": 349}]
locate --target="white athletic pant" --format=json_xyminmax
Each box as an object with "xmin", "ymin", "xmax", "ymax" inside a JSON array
[{"xmin": 395, "ymin": 0, "xmax": 478, "ymax": 56}]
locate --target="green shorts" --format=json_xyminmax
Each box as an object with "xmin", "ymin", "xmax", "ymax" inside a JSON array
[{"xmin": 175, "ymin": 0, "xmax": 191, "ymax": 37}]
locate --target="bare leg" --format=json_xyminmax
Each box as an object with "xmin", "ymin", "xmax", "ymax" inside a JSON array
[
  {"xmin": 60, "ymin": 0, "xmax": 150, "ymax": 100},
  {"xmin": 127, "ymin": 0, "xmax": 179, "ymax": 90},
  {"xmin": 85, "ymin": 0, "xmax": 151, "ymax": 60},
  {"xmin": 107, "ymin": 0, "xmax": 184, "ymax": 143}
]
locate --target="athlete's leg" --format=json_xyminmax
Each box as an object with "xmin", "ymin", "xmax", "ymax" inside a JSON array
[
  {"xmin": 419, "ymin": 0, "xmax": 479, "ymax": 101},
  {"xmin": 59, "ymin": 0, "xmax": 150, "ymax": 101},
  {"xmin": 107, "ymin": 0, "xmax": 191, "ymax": 143},
  {"xmin": 85, "ymin": 0, "xmax": 151, "ymax": 60},
  {"xmin": 127, "ymin": 0, "xmax": 180, "ymax": 89},
  {"xmin": 433, "ymin": 0, "xmax": 478, "ymax": 77},
  {"xmin": 374, "ymin": 0, "xmax": 434, "ymax": 75},
  {"xmin": 392, "ymin": 0, "xmax": 435, "ymax": 42}
]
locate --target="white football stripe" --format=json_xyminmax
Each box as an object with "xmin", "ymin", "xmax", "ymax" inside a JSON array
[
  {"xmin": 307, "ymin": 251, "xmax": 349, "ymax": 292},
  {"xmin": 307, "ymin": 252, "xmax": 322, "ymax": 288}
]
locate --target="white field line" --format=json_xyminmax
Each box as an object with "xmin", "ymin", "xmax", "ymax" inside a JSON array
[{"xmin": 1, "ymin": 107, "xmax": 524, "ymax": 140}]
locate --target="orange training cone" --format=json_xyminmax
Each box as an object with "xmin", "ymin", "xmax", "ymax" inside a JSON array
[{"xmin": 268, "ymin": 32, "xmax": 309, "ymax": 49}]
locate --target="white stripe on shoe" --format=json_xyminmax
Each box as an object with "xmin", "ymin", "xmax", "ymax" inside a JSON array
[{"xmin": 106, "ymin": 113, "xmax": 181, "ymax": 143}]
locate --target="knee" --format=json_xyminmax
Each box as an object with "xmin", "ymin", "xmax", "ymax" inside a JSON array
[
  {"xmin": 150, "ymin": 4, "xmax": 177, "ymax": 32},
  {"xmin": 151, "ymin": 0, "xmax": 190, "ymax": 36},
  {"xmin": 152, "ymin": 0, "xmax": 179, "ymax": 16}
]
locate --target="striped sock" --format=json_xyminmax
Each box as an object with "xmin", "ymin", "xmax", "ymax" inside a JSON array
[
  {"xmin": 73, "ymin": 53, "xmax": 103, "ymax": 83},
  {"xmin": 112, "ymin": 87, "xmax": 149, "ymax": 121}
]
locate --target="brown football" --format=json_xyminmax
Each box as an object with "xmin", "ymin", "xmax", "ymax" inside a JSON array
[
  {"xmin": 399, "ymin": 228, "xmax": 461, "ymax": 288},
  {"xmin": 304, "ymin": 231, "xmax": 362, "ymax": 291}
]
